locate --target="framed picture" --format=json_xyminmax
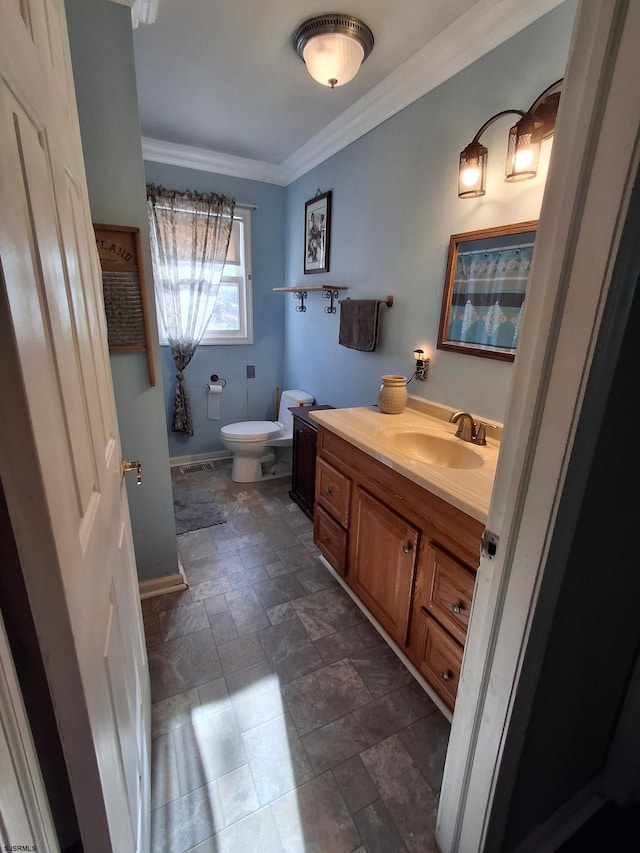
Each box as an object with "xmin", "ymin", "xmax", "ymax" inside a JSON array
[
  {"xmin": 437, "ymin": 220, "xmax": 538, "ymax": 362},
  {"xmin": 304, "ymin": 190, "xmax": 331, "ymax": 274}
]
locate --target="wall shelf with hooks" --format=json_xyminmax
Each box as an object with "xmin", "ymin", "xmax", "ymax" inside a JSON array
[{"xmin": 273, "ymin": 285, "xmax": 348, "ymax": 313}]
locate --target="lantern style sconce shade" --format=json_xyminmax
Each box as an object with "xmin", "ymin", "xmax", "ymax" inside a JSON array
[
  {"xmin": 458, "ymin": 80, "xmax": 562, "ymax": 198},
  {"xmin": 293, "ymin": 14, "xmax": 374, "ymax": 89}
]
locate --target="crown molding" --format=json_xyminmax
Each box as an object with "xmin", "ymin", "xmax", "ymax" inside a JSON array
[
  {"xmin": 142, "ymin": 0, "xmax": 565, "ymax": 186},
  {"xmin": 141, "ymin": 138, "xmax": 287, "ymax": 186}
]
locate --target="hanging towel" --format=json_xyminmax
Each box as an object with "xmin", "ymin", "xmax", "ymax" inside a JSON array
[{"xmin": 338, "ymin": 299, "xmax": 380, "ymax": 352}]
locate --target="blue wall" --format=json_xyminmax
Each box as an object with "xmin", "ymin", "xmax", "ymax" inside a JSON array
[
  {"xmin": 66, "ymin": 0, "xmax": 178, "ymax": 581},
  {"xmin": 143, "ymin": 164, "xmax": 286, "ymax": 459},
  {"xmin": 283, "ymin": 2, "xmax": 577, "ymax": 423}
]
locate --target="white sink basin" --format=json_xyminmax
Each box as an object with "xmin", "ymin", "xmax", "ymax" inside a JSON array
[{"xmin": 390, "ymin": 432, "xmax": 484, "ymax": 469}]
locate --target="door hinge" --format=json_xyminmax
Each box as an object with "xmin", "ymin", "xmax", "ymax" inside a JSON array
[{"xmin": 481, "ymin": 529, "xmax": 499, "ymax": 560}]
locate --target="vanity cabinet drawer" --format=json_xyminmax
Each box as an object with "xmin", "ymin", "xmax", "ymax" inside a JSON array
[
  {"xmin": 423, "ymin": 544, "xmax": 475, "ymax": 645},
  {"xmin": 418, "ymin": 614, "xmax": 463, "ymax": 712},
  {"xmin": 316, "ymin": 457, "xmax": 351, "ymax": 527},
  {"xmin": 314, "ymin": 505, "xmax": 348, "ymax": 576}
]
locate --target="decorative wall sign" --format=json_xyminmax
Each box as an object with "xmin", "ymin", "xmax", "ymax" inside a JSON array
[
  {"xmin": 94, "ymin": 223, "xmax": 156, "ymax": 385},
  {"xmin": 304, "ymin": 190, "xmax": 331, "ymax": 274},
  {"xmin": 437, "ymin": 221, "xmax": 538, "ymax": 362}
]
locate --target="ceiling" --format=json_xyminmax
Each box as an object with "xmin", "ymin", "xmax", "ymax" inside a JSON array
[{"xmin": 131, "ymin": 0, "xmax": 565, "ymax": 184}]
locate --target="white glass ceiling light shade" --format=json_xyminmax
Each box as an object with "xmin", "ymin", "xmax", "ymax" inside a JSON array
[{"xmin": 293, "ymin": 15, "xmax": 374, "ymax": 89}]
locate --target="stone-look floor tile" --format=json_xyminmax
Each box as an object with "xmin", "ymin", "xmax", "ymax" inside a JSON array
[
  {"xmin": 266, "ymin": 602, "xmax": 297, "ymax": 625},
  {"xmin": 247, "ymin": 530, "xmax": 268, "ymax": 544},
  {"xmin": 349, "ymin": 644, "xmax": 413, "ymax": 698},
  {"xmin": 187, "ymin": 805, "xmax": 284, "ymax": 853},
  {"xmin": 353, "ymin": 799, "xmax": 408, "ymax": 853},
  {"xmin": 297, "ymin": 530, "xmax": 320, "ymax": 553},
  {"xmin": 258, "ymin": 618, "xmax": 312, "ymax": 667},
  {"xmin": 264, "ymin": 560, "xmax": 297, "ymax": 578},
  {"xmin": 283, "ymin": 659, "xmax": 373, "ymax": 735},
  {"xmin": 152, "ymin": 688, "xmax": 201, "ymax": 738},
  {"xmin": 145, "ymin": 616, "xmax": 162, "ymax": 648},
  {"xmin": 332, "ymin": 755, "xmax": 379, "ymax": 815},
  {"xmin": 301, "ymin": 713, "xmax": 369, "ymax": 774},
  {"xmin": 197, "ymin": 677, "xmax": 232, "ymax": 717},
  {"xmin": 159, "ymin": 601, "xmax": 210, "ymax": 642},
  {"xmin": 151, "ymin": 589, "xmax": 193, "ymax": 614},
  {"xmin": 237, "ymin": 542, "xmax": 279, "ymax": 569},
  {"xmin": 292, "ymin": 587, "xmax": 365, "ymax": 641},
  {"xmin": 263, "ymin": 523, "xmax": 301, "ymax": 550},
  {"xmin": 276, "ymin": 544, "xmax": 319, "ymax": 572},
  {"xmin": 216, "ymin": 764, "xmax": 260, "ymax": 827},
  {"xmin": 207, "ymin": 609, "xmax": 239, "ymax": 645},
  {"xmin": 242, "ymin": 713, "xmax": 314, "ymax": 806},
  {"xmin": 360, "ymin": 735, "xmax": 439, "ymax": 853},
  {"xmin": 226, "ymin": 660, "xmax": 287, "ymax": 732},
  {"xmin": 253, "ymin": 575, "xmax": 307, "ymax": 609},
  {"xmin": 151, "ymin": 732, "xmax": 180, "ymax": 811},
  {"xmin": 148, "ymin": 629, "xmax": 222, "ymax": 702},
  {"xmin": 271, "ymin": 771, "xmax": 361, "ymax": 853},
  {"xmin": 225, "ymin": 566, "xmax": 271, "ymax": 590},
  {"xmin": 225, "ymin": 587, "xmax": 271, "ymax": 637},
  {"xmin": 314, "ymin": 622, "xmax": 382, "ymax": 666},
  {"xmin": 353, "ymin": 690, "xmax": 419, "ymax": 746},
  {"xmin": 199, "ymin": 550, "xmax": 245, "ymax": 576},
  {"xmin": 203, "ymin": 593, "xmax": 229, "ymax": 616},
  {"xmin": 189, "ymin": 575, "xmax": 233, "ymax": 602},
  {"xmin": 216, "ymin": 534, "xmax": 252, "ymax": 553},
  {"xmin": 399, "ymin": 681, "xmax": 438, "ymax": 720},
  {"xmin": 177, "ymin": 528, "xmax": 217, "ymax": 565},
  {"xmin": 398, "ymin": 712, "xmax": 451, "ymax": 794},
  {"xmin": 151, "ymin": 780, "xmax": 224, "ymax": 853},
  {"xmin": 173, "ymin": 708, "xmax": 247, "ymax": 795},
  {"xmin": 295, "ymin": 564, "xmax": 338, "ymax": 594},
  {"xmin": 273, "ymin": 645, "xmax": 324, "ymax": 684},
  {"xmin": 218, "ymin": 633, "xmax": 266, "ymax": 675}
]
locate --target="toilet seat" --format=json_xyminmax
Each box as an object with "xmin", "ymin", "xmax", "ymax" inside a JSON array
[{"xmin": 220, "ymin": 421, "xmax": 283, "ymax": 442}]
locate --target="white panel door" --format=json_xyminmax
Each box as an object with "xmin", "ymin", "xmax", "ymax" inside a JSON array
[{"xmin": 0, "ymin": 1, "xmax": 150, "ymax": 851}]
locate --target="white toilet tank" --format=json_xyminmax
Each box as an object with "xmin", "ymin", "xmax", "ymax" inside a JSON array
[{"xmin": 278, "ymin": 390, "xmax": 314, "ymax": 436}]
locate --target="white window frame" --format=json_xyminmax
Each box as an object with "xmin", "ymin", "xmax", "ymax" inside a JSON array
[{"xmin": 157, "ymin": 206, "xmax": 253, "ymax": 346}]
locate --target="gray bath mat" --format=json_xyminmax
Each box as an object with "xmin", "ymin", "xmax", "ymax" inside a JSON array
[{"xmin": 172, "ymin": 485, "xmax": 226, "ymax": 534}]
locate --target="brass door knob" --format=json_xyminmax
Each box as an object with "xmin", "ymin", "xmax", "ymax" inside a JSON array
[{"xmin": 122, "ymin": 459, "xmax": 142, "ymax": 485}]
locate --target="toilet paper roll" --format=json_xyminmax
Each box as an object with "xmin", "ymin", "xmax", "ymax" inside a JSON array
[{"xmin": 207, "ymin": 383, "xmax": 223, "ymax": 420}]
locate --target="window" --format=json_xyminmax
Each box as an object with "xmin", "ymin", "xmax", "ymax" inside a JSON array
[{"xmin": 157, "ymin": 207, "xmax": 253, "ymax": 345}]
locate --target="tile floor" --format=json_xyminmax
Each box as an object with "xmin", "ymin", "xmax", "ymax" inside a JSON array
[{"xmin": 144, "ymin": 462, "xmax": 450, "ymax": 853}]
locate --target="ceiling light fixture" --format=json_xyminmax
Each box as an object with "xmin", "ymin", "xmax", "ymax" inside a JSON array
[
  {"xmin": 292, "ymin": 14, "xmax": 374, "ymax": 89},
  {"xmin": 458, "ymin": 80, "xmax": 562, "ymax": 198}
]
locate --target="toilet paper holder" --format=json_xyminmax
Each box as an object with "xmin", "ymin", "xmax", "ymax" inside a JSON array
[{"xmin": 209, "ymin": 374, "xmax": 227, "ymax": 387}]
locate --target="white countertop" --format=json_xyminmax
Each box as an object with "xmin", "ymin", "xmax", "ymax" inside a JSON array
[{"xmin": 310, "ymin": 397, "xmax": 501, "ymax": 523}]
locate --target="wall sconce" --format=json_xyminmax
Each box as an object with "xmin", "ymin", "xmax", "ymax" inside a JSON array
[
  {"xmin": 292, "ymin": 14, "xmax": 374, "ymax": 89},
  {"xmin": 413, "ymin": 348, "xmax": 429, "ymax": 381},
  {"xmin": 458, "ymin": 79, "xmax": 562, "ymax": 198}
]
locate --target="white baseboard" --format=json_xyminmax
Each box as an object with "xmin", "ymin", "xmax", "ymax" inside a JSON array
[
  {"xmin": 139, "ymin": 571, "xmax": 188, "ymax": 600},
  {"xmin": 510, "ymin": 776, "xmax": 605, "ymax": 853},
  {"xmin": 170, "ymin": 450, "xmax": 231, "ymax": 468},
  {"xmin": 318, "ymin": 554, "xmax": 453, "ymax": 723}
]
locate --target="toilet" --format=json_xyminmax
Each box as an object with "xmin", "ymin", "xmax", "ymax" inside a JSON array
[{"xmin": 220, "ymin": 389, "xmax": 314, "ymax": 483}]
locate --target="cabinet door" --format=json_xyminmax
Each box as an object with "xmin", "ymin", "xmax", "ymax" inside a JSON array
[
  {"xmin": 349, "ymin": 487, "xmax": 419, "ymax": 646},
  {"xmin": 290, "ymin": 417, "xmax": 317, "ymax": 517}
]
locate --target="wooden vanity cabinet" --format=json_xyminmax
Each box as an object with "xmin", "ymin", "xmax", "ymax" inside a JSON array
[
  {"xmin": 289, "ymin": 405, "xmax": 333, "ymax": 518},
  {"xmin": 313, "ymin": 424, "xmax": 483, "ymax": 711}
]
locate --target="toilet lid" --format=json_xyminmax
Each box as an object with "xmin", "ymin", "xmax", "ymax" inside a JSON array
[{"xmin": 220, "ymin": 421, "xmax": 283, "ymax": 442}]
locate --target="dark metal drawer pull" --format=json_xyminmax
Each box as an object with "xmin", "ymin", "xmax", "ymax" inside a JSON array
[
  {"xmin": 441, "ymin": 671, "xmax": 452, "ymax": 682},
  {"xmin": 451, "ymin": 602, "xmax": 462, "ymax": 615}
]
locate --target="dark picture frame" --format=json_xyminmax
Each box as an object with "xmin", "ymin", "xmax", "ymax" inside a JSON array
[
  {"xmin": 304, "ymin": 190, "xmax": 331, "ymax": 274},
  {"xmin": 437, "ymin": 220, "xmax": 538, "ymax": 362}
]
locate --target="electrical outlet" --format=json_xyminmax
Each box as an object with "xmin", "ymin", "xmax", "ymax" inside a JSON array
[{"xmin": 246, "ymin": 365, "xmax": 255, "ymax": 379}]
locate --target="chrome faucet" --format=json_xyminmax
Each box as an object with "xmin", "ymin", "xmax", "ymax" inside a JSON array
[{"xmin": 449, "ymin": 411, "xmax": 487, "ymax": 445}]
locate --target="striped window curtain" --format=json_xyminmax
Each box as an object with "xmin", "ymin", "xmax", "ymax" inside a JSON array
[{"xmin": 147, "ymin": 185, "xmax": 235, "ymax": 436}]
